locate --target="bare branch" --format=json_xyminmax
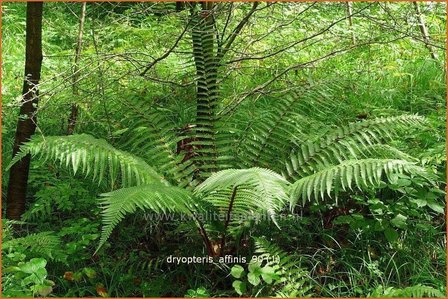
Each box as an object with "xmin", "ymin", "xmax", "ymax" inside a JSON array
[
  {"xmin": 227, "ymin": 3, "xmax": 373, "ymax": 64},
  {"xmin": 140, "ymin": 19, "xmax": 191, "ymax": 76},
  {"xmin": 217, "ymin": 2, "xmax": 261, "ymax": 59},
  {"xmin": 219, "ymin": 35, "xmax": 409, "ymax": 117}
]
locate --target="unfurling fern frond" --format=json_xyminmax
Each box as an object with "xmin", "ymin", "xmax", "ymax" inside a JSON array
[
  {"xmin": 284, "ymin": 115, "xmax": 425, "ymax": 180},
  {"xmin": 8, "ymin": 134, "xmax": 166, "ymax": 188},
  {"xmin": 97, "ymin": 184, "xmax": 195, "ymax": 251},
  {"xmin": 290, "ymin": 159, "xmax": 429, "ymax": 207},
  {"xmin": 195, "ymin": 168, "xmax": 289, "ymax": 226},
  {"xmin": 254, "ymin": 238, "xmax": 313, "ymax": 298}
]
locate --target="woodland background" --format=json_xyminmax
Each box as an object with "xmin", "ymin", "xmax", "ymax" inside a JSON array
[{"xmin": 1, "ymin": 1, "xmax": 447, "ymax": 298}]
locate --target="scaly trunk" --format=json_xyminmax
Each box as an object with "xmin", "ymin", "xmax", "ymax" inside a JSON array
[{"xmin": 6, "ymin": 2, "xmax": 44, "ymax": 220}]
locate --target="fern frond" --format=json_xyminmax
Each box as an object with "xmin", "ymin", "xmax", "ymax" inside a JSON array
[
  {"xmin": 254, "ymin": 238, "xmax": 312, "ymax": 297},
  {"xmin": 398, "ymin": 284, "xmax": 445, "ymax": 298},
  {"xmin": 284, "ymin": 115, "xmax": 425, "ymax": 180},
  {"xmin": 8, "ymin": 134, "xmax": 166, "ymax": 188},
  {"xmin": 97, "ymin": 183, "xmax": 195, "ymax": 251},
  {"xmin": 290, "ymin": 159, "xmax": 429, "ymax": 207},
  {"xmin": 109, "ymin": 94, "xmax": 200, "ymax": 189},
  {"xmin": 226, "ymin": 82, "xmax": 341, "ymax": 172},
  {"xmin": 369, "ymin": 284, "xmax": 445, "ymax": 298},
  {"xmin": 195, "ymin": 168, "xmax": 289, "ymax": 226},
  {"xmin": 3, "ymin": 232, "xmax": 64, "ymax": 261},
  {"xmin": 360, "ymin": 144, "xmax": 418, "ymax": 162},
  {"xmin": 190, "ymin": 8, "xmax": 221, "ymax": 180}
]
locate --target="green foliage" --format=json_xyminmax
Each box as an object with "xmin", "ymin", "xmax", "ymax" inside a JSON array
[
  {"xmin": 284, "ymin": 115, "xmax": 426, "ymax": 180},
  {"xmin": 195, "ymin": 168, "xmax": 289, "ymax": 227},
  {"xmin": 98, "ymin": 183, "xmax": 194, "ymax": 251},
  {"xmin": 3, "ymin": 258, "xmax": 55, "ymax": 298},
  {"xmin": 369, "ymin": 284, "xmax": 445, "ymax": 298},
  {"xmin": 290, "ymin": 158, "xmax": 430, "ymax": 206},
  {"xmin": 10, "ymin": 133, "xmax": 430, "ymax": 253},
  {"xmin": 3, "ymin": 231, "xmax": 65, "ymax": 262},
  {"xmin": 230, "ymin": 238, "xmax": 313, "ymax": 297},
  {"xmin": 8, "ymin": 134, "xmax": 166, "ymax": 188},
  {"xmin": 185, "ymin": 287, "xmax": 211, "ymax": 298},
  {"xmin": 1, "ymin": 223, "xmax": 63, "ymax": 297},
  {"xmin": 2, "ymin": 1, "xmax": 446, "ymax": 297}
]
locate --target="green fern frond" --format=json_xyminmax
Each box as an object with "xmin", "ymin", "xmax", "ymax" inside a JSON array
[
  {"xmin": 97, "ymin": 183, "xmax": 195, "ymax": 251},
  {"xmin": 109, "ymin": 94, "xmax": 199, "ymax": 188},
  {"xmin": 360, "ymin": 144, "xmax": 418, "ymax": 162},
  {"xmin": 369, "ymin": 284, "xmax": 445, "ymax": 298},
  {"xmin": 227, "ymin": 83, "xmax": 341, "ymax": 172},
  {"xmin": 284, "ymin": 115, "xmax": 425, "ymax": 180},
  {"xmin": 195, "ymin": 168, "xmax": 289, "ymax": 226},
  {"xmin": 8, "ymin": 134, "xmax": 166, "ymax": 188},
  {"xmin": 190, "ymin": 7, "xmax": 221, "ymax": 180},
  {"xmin": 3, "ymin": 232, "xmax": 64, "ymax": 261},
  {"xmin": 201, "ymin": 188, "xmax": 269, "ymax": 235},
  {"xmin": 290, "ymin": 159, "xmax": 429, "ymax": 207},
  {"xmin": 254, "ymin": 238, "xmax": 313, "ymax": 297},
  {"xmin": 398, "ymin": 285, "xmax": 445, "ymax": 298}
]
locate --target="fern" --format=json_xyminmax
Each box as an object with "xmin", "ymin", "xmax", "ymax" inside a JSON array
[
  {"xmin": 284, "ymin": 115, "xmax": 425, "ymax": 180},
  {"xmin": 97, "ymin": 183, "xmax": 195, "ymax": 251},
  {"xmin": 195, "ymin": 168, "xmax": 289, "ymax": 227},
  {"xmin": 226, "ymin": 82, "xmax": 344, "ymax": 172},
  {"xmin": 8, "ymin": 134, "xmax": 166, "ymax": 188},
  {"xmin": 109, "ymin": 96, "xmax": 199, "ymax": 188},
  {"xmin": 369, "ymin": 284, "xmax": 445, "ymax": 298},
  {"xmin": 360, "ymin": 144, "xmax": 419, "ymax": 162},
  {"xmin": 254, "ymin": 238, "xmax": 313, "ymax": 297},
  {"xmin": 290, "ymin": 159, "xmax": 430, "ymax": 207},
  {"xmin": 2, "ymin": 231, "xmax": 65, "ymax": 261},
  {"xmin": 11, "ymin": 133, "xmax": 430, "ymax": 252},
  {"xmin": 190, "ymin": 5, "xmax": 221, "ymax": 179}
]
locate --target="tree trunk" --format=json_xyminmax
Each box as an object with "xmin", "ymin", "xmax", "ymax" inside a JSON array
[
  {"xmin": 345, "ymin": 2, "xmax": 356, "ymax": 45},
  {"xmin": 67, "ymin": 2, "xmax": 87, "ymax": 135},
  {"xmin": 6, "ymin": 2, "xmax": 44, "ymax": 220},
  {"xmin": 413, "ymin": 1, "xmax": 438, "ymax": 60}
]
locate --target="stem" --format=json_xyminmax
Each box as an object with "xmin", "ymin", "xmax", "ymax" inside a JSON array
[
  {"xmin": 219, "ymin": 186, "xmax": 238, "ymax": 257},
  {"xmin": 67, "ymin": 2, "xmax": 87, "ymax": 135}
]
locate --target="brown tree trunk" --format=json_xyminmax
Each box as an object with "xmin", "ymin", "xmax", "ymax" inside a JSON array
[
  {"xmin": 6, "ymin": 2, "xmax": 44, "ymax": 220},
  {"xmin": 67, "ymin": 2, "xmax": 87, "ymax": 135}
]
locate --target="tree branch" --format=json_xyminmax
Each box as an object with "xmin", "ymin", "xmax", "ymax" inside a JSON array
[
  {"xmin": 227, "ymin": 3, "xmax": 373, "ymax": 64},
  {"xmin": 219, "ymin": 36, "xmax": 408, "ymax": 117},
  {"xmin": 217, "ymin": 2, "xmax": 261, "ymax": 59},
  {"xmin": 140, "ymin": 19, "xmax": 191, "ymax": 76}
]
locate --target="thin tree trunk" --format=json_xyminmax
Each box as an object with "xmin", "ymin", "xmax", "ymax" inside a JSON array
[
  {"xmin": 6, "ymin": 2, "xmax": 43, "ymax": 220},
  {"xmin": 67, "ymin": 2, "xmax": 87, "ymax": 135},
  {"xmin": 413, "ymin": 1, "xmax": 438, "ymax": 60},
  {"xmin": 346, "ymin": 2, "xmax": 356, "ymax": 45}
]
